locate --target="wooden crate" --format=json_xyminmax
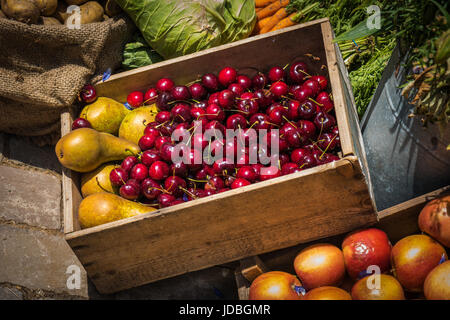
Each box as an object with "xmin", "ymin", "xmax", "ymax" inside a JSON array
[
  {"xmin": 62, "ymin": 18, "xmax": 378, "ymax": 294},
  {"xmin": 235, "ymin": 186, "xmax": 450, "ymax": 300}
]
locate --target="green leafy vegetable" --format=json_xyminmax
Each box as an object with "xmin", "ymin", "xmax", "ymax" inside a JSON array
[
  {"xmin": 122, "ymin": 34, "xmax": 163, "ymax": 70},
  {"xmin": 115, "ymin": 0, "xmax": 256, "ymax": 60}
]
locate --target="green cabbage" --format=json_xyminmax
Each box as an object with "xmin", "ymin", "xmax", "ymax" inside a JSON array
[{"xmin": 114, "ymin": 0, "xmax": 256, "ymax": 59}]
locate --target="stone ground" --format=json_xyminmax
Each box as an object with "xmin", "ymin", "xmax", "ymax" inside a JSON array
[{"xmin": 0, "ymin": 132, "xmax": 238, "ymax": 300}]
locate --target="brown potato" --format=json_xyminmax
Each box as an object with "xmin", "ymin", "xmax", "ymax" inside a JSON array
[
  {"xmin": 105, "ymin": 0, "xmax": 121, "ymax": 17},
  {"xmin": 53, "ymin": 1, "xmax": 68, "ymax": 22},
  {"xmin": 64, "ymin": 0, "xmax": 103, "ymax": 25},
  {"xmin": 40, "ymin": 15, "xmax": 61, "ymax": 24},
  {"xmin": 1, "ymin": 0, "xmax": 40, "ymax": 24},
  {"xmin": 31, "ymin": 0, "xmax": 57, "ymax": 16}
]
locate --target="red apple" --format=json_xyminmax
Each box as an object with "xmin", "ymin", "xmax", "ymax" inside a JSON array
[
  {"xmin": 342, "ymin": 228, "xmax": 392, "ymax": 280},
  {"xmin": 418, "ymin": 195, "xmax": 450, "ymax": 248},
  {"xmin": 424, "ymin": 260, "xmax": 450, "ymax": 300},
  {"xmin": 302, "ymin": 286, "xmax": 351, "ymax": 300},
  {"xmin": 351, "ymin": 274, "xmax": 405, "ymax": 300},
  {"xmin": 293, "ymin": 243, "xmax": 346, "ymax": 290},
  {"xmin": 391, "ymin": 234, "xmax": 447, "ymax": 292},
  {"xmin": 249, "ymin": 271, "xmax": 303, "ymax": 300}
]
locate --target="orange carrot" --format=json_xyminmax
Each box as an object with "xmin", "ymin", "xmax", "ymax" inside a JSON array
[
  {"xmin": 255, "ymin": 0, "xmax": 275, "ymax": 7},
  {"xmin": 259, "ymin": 7, "xmax": 289, "ymax": 34},
  {"xmin": 270, "ymin": 12, "xmax": 298, "ymax": 31},
  {"xmin": 257, "ymin": 16, "xmax": 271, "ymax": 29},
  {"xmin": 256, "ymin": 0, "xmax": 290, "ymax": 20}
]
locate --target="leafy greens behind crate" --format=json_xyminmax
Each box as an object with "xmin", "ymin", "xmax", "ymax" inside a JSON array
[
  {"xmin": 122, "ymin": 33, "xmax": 163, "ymax": 69},
  {"xmin": 114, "ymin": 0, "xmax": 256, "ymax": 59}
]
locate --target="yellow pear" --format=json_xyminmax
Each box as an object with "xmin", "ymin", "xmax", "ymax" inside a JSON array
[
  {"xmin": 80, "ymin": 97, "xmax": 131, "ymax": 135},
  {"xmin": 78, "ymin": 192, "xmax": 157, "ymax": 228},
  {"xmin": 119, "ymin": 104, "xmax": 158, "ymax": 145},
  {"xmin": 55, "ymin": 128, "xmax": 140, "ymax": 172},
  {"xmin": 81, "ymin": 163, "xmax": 118, "ymax": 197}
]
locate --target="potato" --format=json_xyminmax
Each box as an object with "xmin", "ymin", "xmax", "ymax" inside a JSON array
[
  {"xmin": 40, "ymin": 15, "xmax": 61, "ymax": 24},
  {"xmin": 53, "ymin": 1, "xmax": 68, "ymax": 22},
  {"xmin": 64, "ymin": 0, "xmax": 88, "ymax": 5},
  {"xmin": 105, "ymin": 0, "xmax": 121, "ymax": 17},
  {"xmin": 31, "ymin": 0, "xmax": 57, "ymax": 16},
  {"xmin": 1, "ymin": 0, "xmax": 40, "ymax": 24},
  {"xmin": 64, "ymin": 0, "xmax": 103, "ymax": 25}
]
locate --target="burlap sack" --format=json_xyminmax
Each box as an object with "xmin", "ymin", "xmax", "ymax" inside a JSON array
[{"xmin": 0, "ymin": 15, "xmax": 135, "ymax": 145}]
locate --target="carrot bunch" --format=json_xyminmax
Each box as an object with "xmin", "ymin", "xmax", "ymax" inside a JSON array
[{"xmin": 253, "ymin": 0, "xmax": 298, "ymax": 35}]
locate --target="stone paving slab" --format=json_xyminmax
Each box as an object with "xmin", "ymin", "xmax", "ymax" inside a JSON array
[
  {"xmin": 8, "ymin": 136, "xmax": 62, "ymax": 174},
  {"xmin": 0, "ymin": 165, "xmax": 61, "ymax": 230},
  {"xmin": 0, "ymin": 224, "xmax": 88, "ymax": 298}
]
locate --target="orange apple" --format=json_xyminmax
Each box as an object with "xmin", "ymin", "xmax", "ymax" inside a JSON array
[
  {"xmin": 302, "ymin": 286, "xmax": 352, "ymax": 300},
  {"xmin": 342, "ymin": 228, "xmax": 392, "ymax": 280},
  {"xmin": 424, "ymin": 261, "xmax": 450, "ymax": 300},
  {"xmin": 249, "ymin": 271, "xmax": 303, "ymax": 300},
  {"xmin": 351, "ymin": 274, "xmax": 405, "ymax": 300},
  {"xmin": 391, "ymin": 234, "xmax": 447, "ymax": 292},
  {"xmin": 293, "ymin": 243, "xmax": 346, "ymax": 290}
]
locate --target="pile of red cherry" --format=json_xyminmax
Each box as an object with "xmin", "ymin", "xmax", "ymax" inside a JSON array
[{"xmin": 109, "ymin": 62, "xmax": 341, "ymax": 208}]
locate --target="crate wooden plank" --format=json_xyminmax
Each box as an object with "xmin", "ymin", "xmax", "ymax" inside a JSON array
[
  {"xmin": 61, "ymin": 110, "xmax": 82, "ymax": 234},
  {"xmin": 66, "ymin": 156, "xmax": 376, "ymax": 294},
  {"xmin": 240, "ymin": 256, "xmax": 269, "ymax": 283}
]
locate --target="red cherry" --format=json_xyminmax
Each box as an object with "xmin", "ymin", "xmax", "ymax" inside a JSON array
[
  {"xmin": 231, "ymin": 178, "xmax": 251, "ymax": 189},
  {"xmin": 228, "ymin": 83, "xmax": 244, "ymax": 96},
  {"xmin": 138, "ymin": 134, "xmax": 156, "ymax": 151},
  {"xmin": 141, "ymin": 178, "xmax": 162, "ymax": 200},
  {"xmin": 303, "ymin": 79, "xmax": 321, "ymax": 96},
  {"xmin": 311, "ymin": 75, "xmax": 328, "ymax": 91},
  {"xmin": 158, "ymin": 193, "xmax": 176, "ymax": 208},
  {"xmin": 164, "ymin": 176, "xmax": 186, "ymax": 197},
  {"xmin": 316, "ymin": 92, "xmax": 334, "ymax": 113},
  {"xmin": 287, "ymin": 100, "xmax": 300, "ymax": 121},
  {"xmin": 80, "ymin": 84, "xmax": 97, "ymax": 103},
  {"xmin": 317, "ymin": 133, "xmax": 338, "ymax": 151},
  {"xmin": 289, "ymin": 61, "xmax": 308, "ymax": 84},
  {"xmin": 237, "ymin": 166, "xmax": 257, "ymax": 182},
  {"xmin": 119, "ymin": 182, "xmax": 140, "ymax": 200},
  {"xmin": 171, "ymin": 85, "xmax": 191, "ymax": 101},
  {"xmin": 259, "ymin": 166, "xmax": 281, "ymax": 181},
  {"xmin": 252, "ymin": 73, "xmax": 267, "ymax": 90},
  {"xmin": 281, "ymin": 162, "xmax": 302, "ymax": 175},
  {"xmin": 189, "ymin": 83, "xmax": 207, "ymax": 100},
  {"xmin": 218, "ymin": 67, "xmax": 237, "ymax": 87},
  {"xmin": 270, "ymin": 81, "xmax": 288, "ymax": 97},
  {"xmin": 130, "ymin": 163, "xmax": 148, "ymax": 181},
  {"xmin": 121, "ymin": 156, "xmax": 139, "ymax": 172},
  {"xmin": 141, "ymin": 150, "xmax": 161, "ymax": 167},
  {"xmin": 236, "ymin": 75, "xmax": 252, "ymax": 90},
  {"xmin": 155, "ymin": 111, "xmax": 172, "ymax": 124},
  {"xmin": 218, "ymin": 89, "xmax": 236, "ymax": 109},
  {"xmin": 149, "ymin": 161, "xmax": 170, "ymax": 180},
  {"xmin": 110, "ymin": 167, "xmax": 128, "ymax": 186},
  {"xmin": 226, "ymin": 114, "xmax": 248, "ymax": 130},
  {"xmin": 156, "ymin": 78, "xmax": 175, "ymax": 92},
  {"xmin": 127, "ymin": 91, "xmax": 144, "ymax": 108},
  {"xmin": 268, "ymin": 66, "xmax": 285, "ymax": 82},
  {"xmin": 206, "ymin": 103, "xmax": 225, "ymax": 121},
  {"xmin": 293, "ymin": 86, "xmax": 313, "ymax": 103},
  {"xmin": 144, "ymin": 88, "xmax": 158, "ymax": 104},
  {"xmin": 202, "ymin": 73, "xmax": 219, "ymax": 91},
  {"xmin": 72, "ymin": 118, "xmax": 91, "ymax": 130},
  {"xmin": 154, "ymin": 136, "xmax": 171, "ymax": 150}
]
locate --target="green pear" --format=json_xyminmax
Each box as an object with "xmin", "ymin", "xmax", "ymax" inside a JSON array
[
  {"xmin": 78, "ymin": 192, "xmax": 157, "ymax": 228},
  {"xmin": 119, "ymin": 104, "xmax": 158, "ymax": 145},
  {"xmin": 55, "ymin": 128, "xmax": 140, "ymax": 172},
  {"xmin": 80, "ymin": 97, "xmax": 131, "ymax": 135}
]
